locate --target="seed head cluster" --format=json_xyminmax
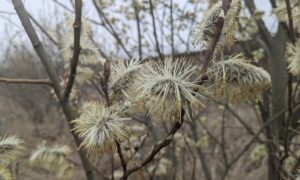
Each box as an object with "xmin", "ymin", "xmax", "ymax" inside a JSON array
[
  {"xmin": 0, "ymin": 136, "xmax": 24, "ymax": 167},
  {"xmin": 191, "ymin": 2, "xmax": 222, "ymax": 49},
  {"xmin": 72, "ymin": 102, "xmax": 131, "ymax": 154},
  {"xmin": 110, "ymin": 58, "xmax": 142, "ymax": 98},
  {"xmin": 135, "ymin": 57, "xmax": 202, "ymax": 122},
  {"xmin": 0, "ymin": 165, "xmax": 12, "ymax": 180},
  {"xmin": 29, "ymin": 143, "xmax": 74, "ymax": 180},
  {"xmin": 206, "ymin": 54, "xmax": 271, "ymax": 102},
  {"xmin": 287, "ymin": 41, "xmax": 300, "ymax": 76}
]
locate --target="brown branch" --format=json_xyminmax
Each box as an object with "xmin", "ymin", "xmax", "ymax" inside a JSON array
[
  {"xmin": 116, "ymin": 141, "xmax": 127, "ymax": 175},
  {"xmin": 11, "ymin": 0, "xmax": 95, "ymax": 179},
  {"xmin": 283, "ymin": 0, "xmax": 296, "ymax": 166},
  {"xmin": 63, "ymin": 0, "xmax": 82, "ymax": 102},
  {"xmin": 0, "ymin": 77, "xmax": 52, "ymax": 85},
  {"xmin": 284, "ymin": 0, "xmax": 296, "ymax": 44},
  {"xmin": 122, "ymin": 111, "xmax": 185, "ymax": 179},
  {"xmin": 100, "ymin": 61, "xmax": 111, "ymax": 106}
]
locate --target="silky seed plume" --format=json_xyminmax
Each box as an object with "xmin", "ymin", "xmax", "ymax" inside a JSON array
[
  {"xmin": 0, "ymin": 166, "xmax": 12, "ymax": 180},
  {"xmin": 135, "ymin": 57, "xmax": 203, "ymax": 122},
  {"xmin": 287, "ymin": 41, "xmax": 300, "ymax": 76},
  {"xmin": 0, "ymin": 136, "xmax": 24, "ymax": 167},
  {"xmin": 72, "ymin": 102, "xmax": 131, "ymax": 155},
  {"xmin": 191, "ymin": 2, "xmax": 222, "ymax": 49},
  {"xmin": 206, "ymin": 54, "xmax": 271, "ymax": 102},
  {"xmin": 110, "ymin": 58, "xmax": 142, "ymax": 98},
  {"xmin": 29, "ymin": 142, "xmax": 73, "ymax": 180}
]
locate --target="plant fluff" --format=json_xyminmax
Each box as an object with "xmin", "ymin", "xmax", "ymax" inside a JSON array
[
  {"xmin": 206, "ymin": 54, "xmax": 271, "ymax": 102},
  {"xmin": 192, "ymin": 0, "xmax": 241, "ymax": 50},
  {"xmin": 287, "ymin": 41, "xmax": 300, "ymax": 76},
  {"xmin": 191, "ymin": 2, "xmax": 222, "ymax": 49},
  {"xmin": 110, "ymin": 58, "xmax": 142, "ymax": 98},
  {"xmin": 29, "ymin": 143, "xmax": 73, "ymax": 180},
  {"xmin": 72, "ymin": 102, "xmax": 131, "ymax": 154},
  {"xmin": 0, "ymin": 165, "xmax": 12, "ymax": 180},
  {"xmin": 60, "ymin": 15, "xmax": 103, "ymax": 66},
  {"xmin": 0, "ymin": 136, "xmax": 24, "ymax": 167},
  {"xmin": 135, "ymin": 57, "xmax": 203, "ymax": 122}
]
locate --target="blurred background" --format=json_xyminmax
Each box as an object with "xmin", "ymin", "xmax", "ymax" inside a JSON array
[{"xmin": 0, "ymin": 0, "xmax": 293, "ymax": 180}]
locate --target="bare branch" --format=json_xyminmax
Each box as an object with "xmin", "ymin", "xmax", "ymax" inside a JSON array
[
  {"xmin": 92, "ymin": 0, "xmax": 132, "ymax": 59},
  {"xmin": 11, "ymin": 0, "xmax": 95, "ymax": 179},
  {"xmin": 116, "ymin": 141, "xmax": 127, "ymax": 174},
  {"xmin": 149, "ymin": 0, "xmax": 163, "ymax": 60},
  {"xmin": 123, "ymin": 112, "xmax": 185, "ymax": 179},
  {"xmin": 27, "ymin": 12, "xmax": 60, "ymax": 47},
  {"xmin": 63, "ymin": 0, "xmax": 82, "ymax": 101},
  {"xmin": 0, "ymin": 77, "xmax": 52, "ymax": 85}
]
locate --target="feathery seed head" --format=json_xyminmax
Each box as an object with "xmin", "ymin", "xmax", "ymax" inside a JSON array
[
  {"xmin": 287, "ymin": 41, "xmax": 300, "ymax": 76},
  {"xmin": 76, "ymin": 66, "xmax": 94, "ymax": 85},
  {"xmin": 110, "ymin": 58, "xmax": 142, "ymax": 98},
  {"xmin": 0, "ymin": 166, "xmax": 11, "ymax": 180},
  {"xmin": 192, "ymin": 0, "xmax": 241, "ymax": 50},
  {"xmin": 250, "ymin": 144, "xmax": 267, "ymax": 161},
  {"xmin": 191, "ymin": 2, "xmax": 222, "ymax": 49},
  {"xmin": 272, "ymin": 1, "xmax": 300, "ymax": 28},
  {"xmin": 0, "ymin": 136, "xmax": 24, "ymax": 167},
  {"xmin": 218, "ymin": 0, "xmax": 241, "ymax": 49},
  {"xmin": 135, "ymin": 57, "xmax": 203, "ymax": 122},
  {"xmin": 72, "ymin": 102, "xmax": 131, "ymax": 154},
  {"xmin": 206, "ymin": 54, "xmax": 271, "ymax": 102},
  {"xmin": 61, "ymin": 15, "xmax": 105, "ymax": 66},
  {"xmin": 29, "ymin": 142, "xmax": 73, "ymax": 180}
]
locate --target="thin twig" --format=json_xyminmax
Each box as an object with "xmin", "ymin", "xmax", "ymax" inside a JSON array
[
  {"xmin": 133, "ymin": 1, "xmax": 143, "ymax": 58},
  {"xmin": 27, "ymin": 12, "xmax": 60, "ymax": 47},
  {"xmin": 0, "ymin": 77, "xmax": 52, "ymax": 85},
  {"xmin": 63, "ymin": 0, "xmax": 82, "ymax": 101},
  {"xmin": 11, "ymin": 0, "xmax": 95, "ymax": 179},
  {"xmin": 92, "ymin": 0, "xmax": 132, "ymax": 59},
  {"xmin": 149, "ymin": 0, "xmax": 163, "ymax": 60},
  {"xmin": 122, "ymin": 111, "xmax": 185, "ymax": 179},
  {"xmin": 170, "ymin": 0, "xmax": 175, "ymax": 60}
]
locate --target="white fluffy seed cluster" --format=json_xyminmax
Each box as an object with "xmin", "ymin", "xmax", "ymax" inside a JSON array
[
  {"xmin": 0, "ymin": 136, "xmax": 24, "ymax": 167},
  {"xmin": 191, "ymin": 0, "xmax": 241, "ymax": 51},
  {"xmin": 206, "ymin": 54, "xmax": 271, "ymax": 102},
  {"xmin": 191, "ymin": 2, "xmax": 222, "ymax": 49},
  {"xmin": 29, "ymin": 143, "xmax": 73, "ymax": 180},
  {"xmin": 0, "ymin": 166, "xmax": 12, "ymax": 180},
  {"xmin": 287, "ymin": 41, "xmax": 300, "ymax": 76},
  {"xmin": 134, "ymin": 57, "xmax": 203, "ymax": 122},
  {"xmin": 60, "ymin": 15, "xmax": 106, "ymax": 85},
  {"xmin": 272, "ymin": 1, "xmax": 300, "ymax": 31},
  {"xmin": 72, "ymin": 102, "xmax": 131, "ymax": 155},
  {"xmin": 109, "ymin": 58, "xmax": 142, "ymax": 99}
]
